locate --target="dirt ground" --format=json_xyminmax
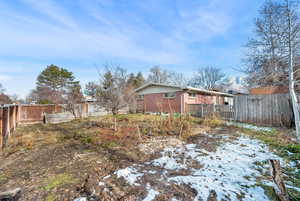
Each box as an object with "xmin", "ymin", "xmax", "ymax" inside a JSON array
[{"xmin": 0, "ymin": 114, "xmax": 299, "ymax": 201}]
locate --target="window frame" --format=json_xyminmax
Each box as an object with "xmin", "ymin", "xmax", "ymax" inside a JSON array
[
  {"xmin": 136, "ymin": 94, "xmax": 144, "ymax": 100},
  {"xmin": 188, "ymin": 92, "xmax": 197, "ymax": 98},
  {"xmin": 163, "ymin": 92, "xmax": 176, "ymax": 99}
]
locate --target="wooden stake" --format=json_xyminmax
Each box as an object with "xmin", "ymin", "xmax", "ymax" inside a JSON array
[
  {"xmin": 136, "ymin": 125, "xmax": 142, "ymax": 141},
  {"xmin": 179, "ymin": 124, "xmax": 183, "ymax": 139},
  {"xmin": 114, "ymin": 117, "xmax": 117, "ymax": 132}
]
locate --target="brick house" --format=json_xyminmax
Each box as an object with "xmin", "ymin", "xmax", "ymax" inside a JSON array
[{"xmin": 135, "ymin": 83, "xmax": 234, "ymax": 113}]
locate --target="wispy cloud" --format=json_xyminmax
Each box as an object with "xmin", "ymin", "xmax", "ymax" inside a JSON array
[
  {"xmin": 0, "ymin": 0, "xmax": 239, "ymax": 65},
  {"xmin": 21, "ymin": 0, "xmax": 78, "ymax": 29},
  {"xmin": 0, "ymin": 0, "xmax": 262, "ymax": 96},
  {"xmin": 0, "ymin": 75, "xmax": 12, "ymax": 82}
]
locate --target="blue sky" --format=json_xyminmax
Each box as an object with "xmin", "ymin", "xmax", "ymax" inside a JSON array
[{"xmin": 0, "ymin": 0, "xmax": 262, "ymax": 97}]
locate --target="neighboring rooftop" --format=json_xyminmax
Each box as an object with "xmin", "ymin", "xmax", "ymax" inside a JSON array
[{"xmin": 135, "ymin": 82, "xmax": 234, "ymax": 97}]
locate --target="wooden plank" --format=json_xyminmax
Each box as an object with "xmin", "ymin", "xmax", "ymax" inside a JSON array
[{"xmin": 0, "ymin": 108, "xmax": 3, "ymax": 150}]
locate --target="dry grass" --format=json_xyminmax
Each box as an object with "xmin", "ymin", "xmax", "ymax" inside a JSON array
[
  {"xmin": 3, "ymin": 114, "xmax": 199, "ymax": 156},
  {"xmin": 202, "ymin": 113, "xmax": 224, "ymax": 128},
  {"xmin": 43, "ymin": 173, "xmax": 77, "ymax": 191},
  {"xmin": 0, "ymin": 114, "xmax": 201, "ymax": 200},
  {"xmin": 2, "ymin": 113, "xmax": 299, "ymax": 200}
]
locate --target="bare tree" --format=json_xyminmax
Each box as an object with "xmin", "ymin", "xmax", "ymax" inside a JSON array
[
  {"xmin": 242, "ymin": 0, "xmax": 300, "ymax": 90},
  {"xmin": 96, "ymin": 65, "xmax": 128, "ymax": 115},
  {"xmin": 0, "ymin": 83, "xmax": 5, "ymax": 94},
  {"xmin": 285, "ymin": 0, "xmax": 300, "ymax": 140},
  {"xmin": 242, "ymin": 0, "xmax": 289, "ymax": 87},
  {"xmin": 9, "ymin": 94, "xmax": 24, "ymax": 104},
  {"xmin": 147, "ymin": 66, "xmax": 188, "ymax": 86},
  {"xmin": 0, "ymin": 83, "xmax": 11, "ymax": 105},
  {"xmin": 147, "ymin": 66, "xmax": 171, "ymax": 84},
  {"xmin": 0, "ymin": 94, "xmax": 12, "ymax": 105},
  {"xmin": 189, "ymin": 66, "xmax": 226, "ymax": 90},
  {"xmin": 169, "ymin": 71, "xmax": 188, "ymax": 87},
  {"xmin": 244, "ymin": 0, "xmax": 300, "ymax": 140},
  {"xmin": 65, "ymin": 82, "xmax": 85, "ymax": 118}
]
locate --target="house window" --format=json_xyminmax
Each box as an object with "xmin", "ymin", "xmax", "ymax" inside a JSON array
[
  {"xmin": 188, "ymin": 92, "xmax": 197, "ymax": 98},
  {"xmin": 163, "ymin": 92, "xmax": 176, "ymax": 98},
  {"xmin": 136, "ymin": 94, "xmax": 144, "ymax": 100}
]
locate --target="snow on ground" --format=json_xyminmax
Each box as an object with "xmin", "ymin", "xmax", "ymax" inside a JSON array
[
  {"xmin": 73, "ymin": 132, "xmax": 298, "ymax": 201},
  {"xmin": 98, "ymin": 134, "xmax": 295, "ymax": 201},
  {"xmin": 73, "ymin": 198, "xmax": 87, "ymax": 201},
  {"xmin": 225, "ymin": 122, "xmax": 274, "ymax": 132},
  {"xmin": 143, "ymin": 184, "xmax": 160, "ymax": 201},
  {"xmin": 115, "ymin": 167, "xmax": 144, "ymax": 186}
]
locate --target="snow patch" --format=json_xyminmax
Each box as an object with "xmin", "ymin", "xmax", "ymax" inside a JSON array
[
  {"xmin": 142, "ymin": 184, "xmax": 160, "ymax": 201},
  {"xmin": 98, "ymin": 182, "xmax": 105, "ymax": 186},
  {"xmin": 115, "ymin": 167, "xmax": 143, "ymax": 186},
  {"xmin": 226, "ymin": 122, "xmax": 274, "ymax": 132},
  {"xmin": 73, "ymin": 198, "xmax": 87, "ymax": 201},
  {"xmin": 102, "ymin": 135, "xmax": 296, "ymax": 201}
]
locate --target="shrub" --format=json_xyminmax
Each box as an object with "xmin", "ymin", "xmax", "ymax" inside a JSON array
[{"xmin": 202, "ymin": 114, "xmax": 224, "ymax": 128}]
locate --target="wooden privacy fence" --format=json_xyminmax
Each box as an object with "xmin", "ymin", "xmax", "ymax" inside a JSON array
[
  {"xmin": 187, "ymin": 93, "xmax": 294, "ymax": 127},
  {"xmin": 0, "ymin": 105, "xmax": 20, "ymax": 150},
  {"xmin": 234, "ymin": 94, "xmax": 293, "ymax": 127},
  {"xmin": 0, "ymin": 103, "xmax": 106, "ymax": 149},
  {"xmin": 186, "ymin": 104, "xmax": 234, "ymax": 120}
]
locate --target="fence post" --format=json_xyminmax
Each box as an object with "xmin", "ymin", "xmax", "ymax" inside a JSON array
[
  {"xmin": 6, "ymin": 107, "xmax": 10, "ymax": 138},
  {"xmin": 12, "ymin": 106, "xmax": 16, "ymax": 131},
  {"xmin": 18, "ymin": 105, "xmax": 22, "ymax": 123},
  {"xmin": 0, "ymin": 108, "xmax": 3, "ymax": 150}
]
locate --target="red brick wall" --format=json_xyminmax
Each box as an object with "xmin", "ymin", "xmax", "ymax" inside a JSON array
[
  {"xmin": 137, "ymin": 91, "xmax": 183, "ymax": 113},
  {"xmin": 136, "ymin": 92, "xmax": 228, "ymax": 113},
  {"xmin": 184, "ymin": 93, "xmax": 215, "ymax": 105}
]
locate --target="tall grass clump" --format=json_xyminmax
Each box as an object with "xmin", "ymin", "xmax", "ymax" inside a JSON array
[{"xmin": 202, "ymin": 113, "xmax": 224, "ymax": 128}]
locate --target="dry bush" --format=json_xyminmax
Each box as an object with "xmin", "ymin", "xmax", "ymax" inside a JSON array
[
  {"xmin": 96, "ymin": 114, "xmax": 195, "ymax": 140},
  {"xmin": 202, "ymin": 113, "xmax": 224, "ymax": 128},
  {"xmin": 154, "ymin": 113, "xmax": 193, "ymax": 138}
]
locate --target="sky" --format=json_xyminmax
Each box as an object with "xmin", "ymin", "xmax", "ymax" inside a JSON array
[{"xmin": 0, "ymin": 0, "xmax": 263, "ymax": 97}]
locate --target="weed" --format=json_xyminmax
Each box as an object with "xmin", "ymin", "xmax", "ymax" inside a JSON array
[
  {"xmin": 202, "ymin": 115, "xmax": 224, "ymax": 128},
  {"xmin": 288, "ymin": 188, "xmax": 300, "ymax": 201},
  {"xmin": 43, "ymin": 174, "xmax": 77, "ymax": 191},
  {"xmin": 0, "ymin": 173, "xmax": 7, "ymax": 183},
  {"xmin": 99, "ymin": 141, "xmax": 120, "ymax": 149},
  {"xmin": 287, "ymin": 144, "xmax": 300, "ymax": 153},
  {"xmin": 45, "ymin": 194, "xmax": 56, "ymax": 201},
  {"xmin": 258, "ymin": 184, "xmax": 281, "ymax": 201}
]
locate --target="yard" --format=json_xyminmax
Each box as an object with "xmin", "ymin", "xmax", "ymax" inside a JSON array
[{"xmin": 0, "ymin": 114, "xmax": 299, "ymax": 201}]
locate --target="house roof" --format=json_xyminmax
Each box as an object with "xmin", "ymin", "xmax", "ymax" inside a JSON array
[
  {"xmin": 135, "ymin": 83, "xmax": 234, "ymax": 97},
  {"xmin": 184, "ymin": 86, "xmax": 234, "ymax": 97}
]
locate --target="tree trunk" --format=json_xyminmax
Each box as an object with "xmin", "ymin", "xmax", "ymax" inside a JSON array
[{"xmin": 287, "ymin": 0, "xmax": 300, "ymax": 141}]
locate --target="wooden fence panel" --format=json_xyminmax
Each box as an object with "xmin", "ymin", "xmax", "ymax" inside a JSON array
[
  {"xmin": 0, "ymin": 103, "xmax": 107, "ymax": 149},
  {"xmin": 188, "ymin": 94, "xmax": 293, "ymax": 127},
  {"xmin": 234, "ymin": 94, "xmax": 293, "ymax": 127}
]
